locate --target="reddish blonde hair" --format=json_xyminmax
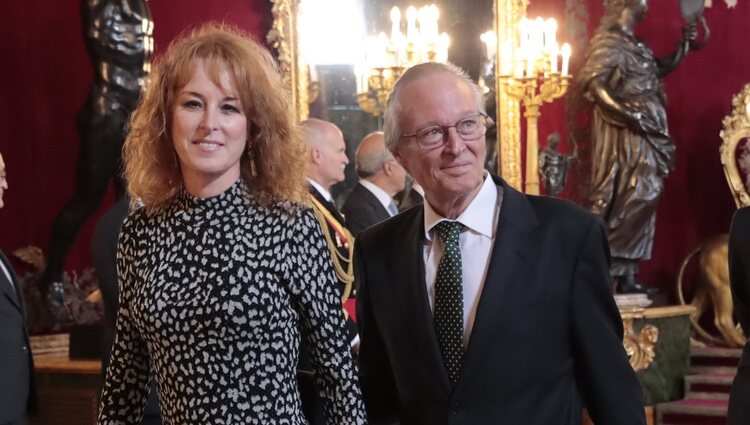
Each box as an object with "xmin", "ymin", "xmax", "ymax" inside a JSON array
[{"xmin": 124, "ymin": 23, "xmax": 308, "ymax": 212}]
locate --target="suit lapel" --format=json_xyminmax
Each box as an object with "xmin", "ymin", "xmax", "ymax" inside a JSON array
[
  {"xmin": 310, "ymin": 185, "xmax": 347, "ymax": 224},
  {"xmin": 455, "ymin": 177, "xmax": 538, "ymax": 395},
  {"xmin": 356, "ymin": 184, "xmax": 391, "ymax": 221},
  {"xmin": 393, "ymin": 207, "xmax": 453, "ymax": 395},
  {"xmin": 0, "ymin": 250, "xmax": 23, "ymax": 313}
]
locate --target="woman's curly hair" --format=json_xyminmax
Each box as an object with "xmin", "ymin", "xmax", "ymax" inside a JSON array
[{"xmin": 123, "ymin": 23, "xmax": 308, "ymax": 212}]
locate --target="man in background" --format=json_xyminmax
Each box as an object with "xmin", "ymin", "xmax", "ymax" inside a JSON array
[
  {"xmin": 342, "ymin": 131, "xmax": 406, "ymax": 236},
  {"xmin": 300, "ymin": 118, "xmax": 357, "ymax": 425},
  {"xmin": 0, "ymin": 152, "xmax": 36, "ymax": 425}
]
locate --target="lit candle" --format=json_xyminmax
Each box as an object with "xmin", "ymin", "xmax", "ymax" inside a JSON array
[
  {"xmin": 534, "ymin": 17, "xmax": 545, "ymax": 53},
  {"xmin": 391, "ymin": 7, "xmax": 402, "ymax": 41},
  {"xmin": 438, "ymin": 32, "xmax": 450, "ymax": 63},
  {"xmin": 561, "ymin": 42, "xmax": 571, "ymax": 76},
  {"xmin": 544, "ymin": 18, "xmax": 557, "ymax": 52},
  {"xmin": 309, "ymin": 64, "xmax": 318, "ymax": 83},
  {"xmin": 377, "ymin": 32, "xmax": 389, "ymax": 68},
  {"xmin": 406, "ymin": 6, "xmax": 418, "ymax": 43},
  {"xmin": 549, "ymin": 41, "xmax": 559, "ymax": 74},
  {"xmin": 514, "ymin": 49, "xmax": 525, "ymax": 79},
  {"xmin": 480, "ymin": 31, "xmax": 497, "ymax": 62},
  {"xmin": 519, "ymin": 18, "xmax": 530, "ymax": 52},
  {"xmin": 501, "ymin": 41, "xmax": 512, "ymax": 76}
]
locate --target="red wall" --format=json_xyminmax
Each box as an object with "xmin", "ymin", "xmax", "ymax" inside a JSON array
[{"xmin": 0, "ymin": 1, "xmax": 271, "ymax": 273}]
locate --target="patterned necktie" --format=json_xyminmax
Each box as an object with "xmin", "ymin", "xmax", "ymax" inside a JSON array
[{"xmin": 433, "ymin": 220, "xmax": 464, "ymax": 384}]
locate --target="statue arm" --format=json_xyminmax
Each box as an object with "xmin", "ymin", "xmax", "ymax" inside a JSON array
[
  {"xmin": 588, "ymin": 77, "xmax": 644, "ymax": 134},
  {"xmin": 656, "ymin": 24, "xmax": 698, "ymax": 77}
]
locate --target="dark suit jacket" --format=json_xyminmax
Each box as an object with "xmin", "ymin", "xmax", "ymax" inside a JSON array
[
  {"xmin": 355, "ymin": 175, "xmax": 645, "ymax": 425},
  {"xmin": 92, "ymin": 196, "xmax": 162, "ymax": 423},
  {"xmin": 0, "ymin": 250, "xmax": 35, "ymax": 423},
  {"xmin": 342, "ymin": 182, "xmax": 392, "ymax": 236},
  {"xmin": 394, "ymin": 185, "xmax": 423, "ymax": 212},
  {"xmin": 728, "ymin": 206, "xmax": 750, "ymax": 425}
]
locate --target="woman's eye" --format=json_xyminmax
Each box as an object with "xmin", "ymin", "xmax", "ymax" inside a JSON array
[
  {"xmin": 221, "ymin": 104, "xmax": 241, "ymax": 113},
  {"xmin": 183, "ymin": 100, "xmax": 202, "ymax": 109}
]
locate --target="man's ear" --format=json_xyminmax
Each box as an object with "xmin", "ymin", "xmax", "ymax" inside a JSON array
[{"xmin": 310, "ymin": 148, "xmax": 321, "ymax": 165}]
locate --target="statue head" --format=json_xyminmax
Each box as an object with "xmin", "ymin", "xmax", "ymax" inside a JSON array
[{"xmin": 603, "ymin": 0, "xmax": 648, "ymax": 23}]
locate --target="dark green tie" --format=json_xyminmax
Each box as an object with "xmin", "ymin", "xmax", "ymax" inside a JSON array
[{"xmin": 433, "ymin": 220, "xmax": 464, "ymax": 384}]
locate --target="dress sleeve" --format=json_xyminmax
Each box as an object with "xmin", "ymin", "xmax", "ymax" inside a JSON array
[
  {"xmin": 570, "ymin": 219, "xmax": 646, "ymax": 425},
  {"xmin": 97, "ymin": 216, "xmax": 153, "ymax": 425},
  {"xmin": 283, "ymin": 208, "xmax": 367, "ymax": 425}
]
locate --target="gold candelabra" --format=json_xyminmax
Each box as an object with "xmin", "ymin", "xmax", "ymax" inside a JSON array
[
  {"xmin": 356, "ymin": 4, "xmax": 449, "ymax": 119},
  {"xmin": 501, "ymin": 72, "xmax": 569, "ymax": 195},
  {"xmin": 357, "ymin": 66, "xmax": 405, "ymax": 117},
  {"xmin": 499, "ymin": 17, "xmax": 571, "ymax": 195}
]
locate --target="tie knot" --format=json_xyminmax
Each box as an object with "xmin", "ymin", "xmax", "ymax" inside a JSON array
[{"xmin": 434, "ymin": 220, "xmax": 462, "ymax": 246}]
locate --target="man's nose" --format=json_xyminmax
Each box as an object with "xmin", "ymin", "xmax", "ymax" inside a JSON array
[{"xmin": 443, "ymin": 127, "xmax": 466, "ymax": 155}]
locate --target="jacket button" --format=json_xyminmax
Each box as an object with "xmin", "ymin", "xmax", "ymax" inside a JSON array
[{"xmin": 22, "ymin": 345, "xmax": 29, "ymax": 353}]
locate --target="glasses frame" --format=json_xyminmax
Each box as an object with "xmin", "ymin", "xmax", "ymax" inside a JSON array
[{"xmin": 400, "ymin": 113, "xmax": 493, "ymax": 150}]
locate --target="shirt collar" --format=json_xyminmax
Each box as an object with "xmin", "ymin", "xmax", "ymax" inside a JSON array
[
  {"xmin": 359, "ymin": 179, "xmax": 394, "ymax": 210},
  {"xmin": 307, "ymin": 178, "xmax": 333, "ymax": 203},
  {"xmin": 423, "ymin": 172, "xmax": 497, "ymax": 241}
]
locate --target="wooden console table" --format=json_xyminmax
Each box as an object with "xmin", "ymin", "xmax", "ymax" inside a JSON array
[{"xmin": 30, "ymin": 353, "xmax": 102, "ymax": 425}]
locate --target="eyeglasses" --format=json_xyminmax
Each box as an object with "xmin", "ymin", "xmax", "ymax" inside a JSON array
[{"xmin": 401, "ymin": 113, "xmax": 493, "ymax": 150}]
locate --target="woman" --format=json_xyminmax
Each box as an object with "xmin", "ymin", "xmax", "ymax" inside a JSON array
[
  {"xmin": 97, "ymin": 24, "xmax": 366, "ymax": 425},
  {"xmin": 729, "ymin": 206, "xmax": 750, "ymax": 425}
]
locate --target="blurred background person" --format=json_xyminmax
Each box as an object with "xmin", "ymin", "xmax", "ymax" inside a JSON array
[
  {"xmin": 342, "ymin": 131, "xmax": 406, "ymax": 236},
  {"xmin": 728, "ymin": 206, "xmax": 750, "ymax": 425},
  {"xmin": 300, "ymin": 118, "xmax": 358, "ymax": 425},
  {"xmin": 97, "ymin": 24, "xmax": 365, "ymax": 425},
  {"xmin": 0, "ymin": 151, "xmax": 36, "ymax": 425}
]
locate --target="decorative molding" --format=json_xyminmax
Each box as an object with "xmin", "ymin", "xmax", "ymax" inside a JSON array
[
  {"xmin": 720, "ymin": 82, "xmax": 750, "ymax": 207},
  {"xmin": 495, "ymin": 0, "xmax": 528, "ymax": 190},
  {"xmin": 267, "ymin": 0, "xmax": 308, "ymax": 122},
  {"xmin": 621, "ymin": 308, "xmax": 660, "ymax": 372}
]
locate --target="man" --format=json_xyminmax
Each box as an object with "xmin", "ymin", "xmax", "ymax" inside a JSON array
[
  {"xmin": 0, "ymin": 152, "xmax": 36, "ymax": 425},
  {"xmin": 300, "ymin": 118, "xmax": 357, "ymax": 425},
  {"xmin": 355, "ymin": 63, "xmax": 645, "ymax": 425},
  {"xmin": 342, "ymin": 131, "xmax": 407, "ymax": 236},
  {"xmin": 578, "ymin": 0, "xmax": 697, "ymax": 294}
]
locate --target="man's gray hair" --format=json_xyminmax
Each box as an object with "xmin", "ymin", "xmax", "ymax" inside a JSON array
[
  {"xmin": 383, "ymin": 62, "xmax": 486, "ymax": 153},
  {"xmin": 356, "ymin": 132, "xmax": 392, "ymax": 179}
]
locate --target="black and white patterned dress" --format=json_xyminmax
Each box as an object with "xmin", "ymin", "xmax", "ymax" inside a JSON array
[{"xmin": 98, "ymin": 180, "xmax": 366, "ymax": 425}]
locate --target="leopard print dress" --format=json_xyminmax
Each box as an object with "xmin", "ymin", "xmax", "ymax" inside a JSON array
[{"xmin": 97, "ymin": 180, "xmax": 366, "ymax": 425}]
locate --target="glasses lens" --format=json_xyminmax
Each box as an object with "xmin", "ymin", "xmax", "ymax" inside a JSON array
[
  {"xmin": 417, "ymin": 126, "xmax": 445, "ymax": 148},
  {"xmin": 456, "ymin": 115, "xmax": 486, "ymax": 139}
]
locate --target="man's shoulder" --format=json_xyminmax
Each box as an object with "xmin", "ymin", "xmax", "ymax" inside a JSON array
[{"xmin": 523, "ymin": 193, "xmax": 599, "ymax": 232}]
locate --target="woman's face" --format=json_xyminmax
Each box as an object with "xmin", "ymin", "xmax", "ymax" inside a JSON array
[{"xmin": 171, "ymin": 58, "xmax": 248, "ymax": 195}]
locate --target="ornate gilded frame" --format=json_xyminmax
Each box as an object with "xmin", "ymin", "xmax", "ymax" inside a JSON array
[
  {"xmin": 267, "ymin": 0, "xmax": 309, "ymax": 122},
  {"xmin": 720, "ymin": 82, "xmax": 750, "ymax": 208}
]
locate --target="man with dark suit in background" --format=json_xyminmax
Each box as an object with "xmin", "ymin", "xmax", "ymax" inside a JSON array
[
  {"xmin": 92, "ymin": 195, "xmax": 162, "ymax": 425},
  {"xmin": 342, "ymin": 131, "xmax": 407, "ymax": 236},
  {"xmin": 355, "ymin": 63, "xmax": 645, "ymax": 425},
  {"xmin": 0, "ymin": 152, "xmax": 36, "ymax": 425},
  {"xmin": 728, "ymin": 206, "xmax": 750, "ymax": 425},
  {"xmin": 300, "ymin": 118, "xmax": 358, "ymax": 425}
]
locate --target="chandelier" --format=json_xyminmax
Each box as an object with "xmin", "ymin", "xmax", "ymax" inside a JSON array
[{"xmin": 355, "ymin": 4, "xmax": 449, "ymax": 118}]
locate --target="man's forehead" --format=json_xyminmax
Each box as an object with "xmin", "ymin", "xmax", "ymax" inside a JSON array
[{"xmin": 0, "ymin": 153, "xmax": 4, "ymax": 170}]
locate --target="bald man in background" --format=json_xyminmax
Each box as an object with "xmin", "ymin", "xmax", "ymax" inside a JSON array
[
  {"xmin": 299, "ymin": 119, "xmax": 357, "ymax": 425},
  {"xmin": 342, "ymin": 132, "xmax": 407, "ymax": 236}
]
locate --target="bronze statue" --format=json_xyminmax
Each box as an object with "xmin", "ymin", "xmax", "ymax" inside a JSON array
[
  {"xmin": 40, "ymin": 0, "xmax": 153, "ymax": 318},
  {"xmin": 539, "ymin": 133, "xmax": 574, "ymax": 197},
  {"xmin": 577, "ymin": 0, "xmax": 702, "ymax": 294}
]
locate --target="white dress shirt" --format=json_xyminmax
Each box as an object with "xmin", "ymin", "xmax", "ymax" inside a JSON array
[
  {"xmin": 0, "ymin": 256, "xmax": 15, "ymax": 290},
  {"xmin": 423, "ymin": 173, "xmax": 502, "ymax": 347},
  {"xmin": 308, "ymin": 178, "xmax": 334, "ymax": 203},
  {"xmin": 359, "ymin": 179, "xmax": 397, "ymax": 217}
]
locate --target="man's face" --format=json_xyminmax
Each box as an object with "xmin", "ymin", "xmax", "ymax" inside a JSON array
[
  {"xmin": 317, "ymin": 127, "xmax": 349, "ymax": 188},
  {"xmin": 0, "ymin": 153, "xmax": 7, "ymax": 209},
  {"xmin": 394, "ymin": 73, "xmax": 486, "ymax": 207}
]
